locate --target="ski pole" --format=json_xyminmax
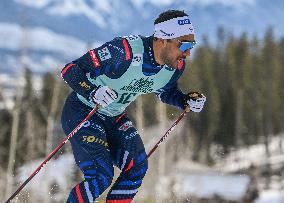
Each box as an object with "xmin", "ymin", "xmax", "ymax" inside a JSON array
[
  {"xmin": 5, "ymin": 105, "xmax": 100, "ymax": 203},
  {"xmin": 147, "ymin": 110, "xmax": 187, "ymax": 158}
]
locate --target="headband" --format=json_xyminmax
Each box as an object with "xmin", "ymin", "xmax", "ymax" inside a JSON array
[{"xmin": 154, "ymin": 16, "xmax": 195, "ymax": 39}]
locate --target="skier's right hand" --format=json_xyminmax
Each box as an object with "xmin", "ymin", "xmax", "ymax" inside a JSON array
[{"xmin": 90, "ymin": 86, "xmax": 118, "ymax": 107}]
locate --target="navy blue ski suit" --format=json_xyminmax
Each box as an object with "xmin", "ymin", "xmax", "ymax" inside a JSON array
[{"xmin": 61, "ymin": 35, "xmax": 188, "ymax": 203}]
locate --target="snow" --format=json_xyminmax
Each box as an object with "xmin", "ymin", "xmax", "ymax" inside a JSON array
[
  {"xmin": 165, "ymin": 159, "xmax": 252, "ymax": 201},
  {"xmin": 14, "ymin": 0, "xmax": 51, "ymax": 9},
  {"xmin": 14, "ymin": 0, "xmax": 257, "ymax": 19},
  {"xmin": 131, "ymin": 0, "xmax": 256, "ymax": 8},
  {"xmin": 0, "ymin": 23, "xmax": 87, "ymax": 57},
  {"xmin": 187, "ymin": 0, "xmax": 256, "ymax": 7},
  {"xmin": 132, "ymin": 0, "xmax": 175, "ymax": 7},
  {"xmin": 92, "ymin": 0, "xmax": 112, "ymax": 14},
  {"xmin": 5, "ymin": 128, "xmax": 284, "ymax": 202},
  {"xmin": 0, "ymin": 22, "xmax": 104, "ymax": 74},
  {"xmin": 17, "ymin": 154, "xmax": 76, "ymax": 200},
  {"xmin": 256, "ymin": 190, "xmax": 284, "ymax": 203},
  {"xmin": 1, "ymin": 44, "xmax": 68, "ymax": 75},
  {"xmin": 13, "ymin": 0, "xmax": 109, "ymax": 28},
  {"xmin": 214, "ymin": 134, "xmax": 284, "ymax": 172},
  {"xmin": 46, "ymin": 0, "xmax": 107, "ymax": 28},
  {"xmin": 175, "ymin": 172, "xmax": 250, "ymax": 201},
  {"xmin": 14, "ymin": 0, "xmax": 257, "ymax": 8}
]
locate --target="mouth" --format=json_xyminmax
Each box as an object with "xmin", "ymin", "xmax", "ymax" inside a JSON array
[
  {"xmin": 176, "ymin": 58, "xmax": 184, "ymax": 68},
  {"xmin": 178, "ymin": 58, "xmax": 185, "ymax": 63}
]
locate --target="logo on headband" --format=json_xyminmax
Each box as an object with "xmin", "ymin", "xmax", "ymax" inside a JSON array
[
  {"xmin": 159, "ymin": 30, "xmax": 174, "ymax": 37},
  {"xmin": 178, "ymin": 19, "xmax": 191, "ymax": 25}
]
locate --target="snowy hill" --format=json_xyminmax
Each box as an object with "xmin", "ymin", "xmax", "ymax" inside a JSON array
[
  {"xmin": 0, "ymin": 22, "xmax": 103, "ymax": 75},
  {"xmin": 0, "ymin": 0, "xmax": 284, "ymax": 75},
  {"xmin": 2, "ymin": 0, "xmax": 284, "ymax": 42}
]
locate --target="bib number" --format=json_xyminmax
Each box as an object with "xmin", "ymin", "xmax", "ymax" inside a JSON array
[{"xmin": 118, "ymin": 93, "xmax": 137, "ymax": 104}]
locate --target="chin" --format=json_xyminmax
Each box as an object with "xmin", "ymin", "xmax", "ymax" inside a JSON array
[
  {"xmin": 173, "ymin": 64, "xmax": 179, "ymax": 69},
  {"xmin": 168, "ymin": 60, "xmax": 179, "ymax": 68},
  {"xmin": 166, "ymin": 63, "xmax": 178, "ymax": 69},
  {"xmin": 173, "ymin": 61, "xmax": 180, "ymax": 69}
]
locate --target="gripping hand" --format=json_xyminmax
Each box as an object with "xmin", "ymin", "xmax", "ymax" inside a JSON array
[
  {"xmin": 90, "ymin": 86, "xmax": 118, "ymax": 107},
  {"xmin": 184, "ymin": 91, "xmax": 206, "ymax": 113}
]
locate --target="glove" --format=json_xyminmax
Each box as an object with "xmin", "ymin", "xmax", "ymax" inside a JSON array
[
  {"xmin": 185, "ymin": 91, "xmax": 206, "ymax": 113},
  {"xmin": 90, "ymin": 86, "xmax": 118, "ymax": 107}
]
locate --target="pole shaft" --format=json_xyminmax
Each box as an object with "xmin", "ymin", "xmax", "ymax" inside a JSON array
[
  {"xmin": 5, "ymin": 106, "xmax": 99, "ymax": 203},
  {"xmin": 147, "ymin": 110, "xmax": 187, "ymax": 158}
]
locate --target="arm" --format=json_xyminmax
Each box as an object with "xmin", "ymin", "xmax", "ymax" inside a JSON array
[
  {"xmin": 61, "ymin": 37, "xmax": 132, "ymax": 99},
  {"xmin": 156, "ymin": 63, "xmax": 206, "ymax": 112},
  {"xmin": 155, "ymin": 64, "xmax": 188, "ymax": 110}
]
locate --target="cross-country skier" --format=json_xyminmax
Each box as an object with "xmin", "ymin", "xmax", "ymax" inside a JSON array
[{"xmin": 61, "ymin": 9, "xmax": 206, "ymax": 203}]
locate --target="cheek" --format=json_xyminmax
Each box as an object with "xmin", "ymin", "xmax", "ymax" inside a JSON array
[
  {"xmin": 186, "ymin": 49, "xmax": 191, "ymax": 57},
  {"xmin": 181, "ymin": 49, "xmax": 190, "ymax": 59},
  {"xmin": 160, "ymin": 48, "xmax": 167, "ymax": 60},
  {"xmin": 166, "ymin": 44, "xmax": 179, "ymax": 55},
  {"xmin": 162, "ymin": 47, "xmax": 174, "ymax": 59},
  {"xmin": 171, "ymin": 49, "xmax": 182, "ymax": 59}
]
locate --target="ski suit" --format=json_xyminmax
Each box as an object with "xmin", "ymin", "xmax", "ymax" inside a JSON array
[{"xmin": 61, "ymin": 35, "xmax": 188, "ymax": 203}]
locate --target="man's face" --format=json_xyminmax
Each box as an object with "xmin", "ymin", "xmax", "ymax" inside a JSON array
[{"xmin": 159, "ymin": 34, "xmax": 195, "ymax": 69}]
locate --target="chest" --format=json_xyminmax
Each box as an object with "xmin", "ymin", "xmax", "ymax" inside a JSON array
[{"xmin": 95, "ymin": 36, "xmax": 175, "ymax": 95}]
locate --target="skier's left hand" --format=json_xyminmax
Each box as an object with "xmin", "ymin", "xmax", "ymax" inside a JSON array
[{"xmin": 184, "ymin": 91, "xmax": 206, "ymax": 113}]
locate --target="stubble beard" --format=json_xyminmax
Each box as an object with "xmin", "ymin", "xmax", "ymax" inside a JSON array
[{"xmin": 160, "ymin": 48, "xmax": 178, "ymax": 69}]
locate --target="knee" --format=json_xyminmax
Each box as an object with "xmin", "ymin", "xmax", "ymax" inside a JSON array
[
  {"xmin": 84, "ymin": 171, "xmax": 114, "ymax": 197},
  {"xmin": 137, "ymin": 151, "xmax": 148, "ymax": 172},
  {"xmin": 137, "ymin": 155, "xmax": 148, "ymax": 174},
  {"xmin": 138, "ymin": 158, "xmax": 148, "ymax": 177},
  {"xmin": 84, "ymin": 165, "xmax": 114, "ymax": 190},
  {"xmin": 81, "ymin": 160, "xmax": 114, "ymax": 195},
  {"xmin": 94, "ymin": 172, "xmax": 113, "ymax": 190}
]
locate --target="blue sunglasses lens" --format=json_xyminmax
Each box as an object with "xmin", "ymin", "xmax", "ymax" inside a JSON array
[{"xmin": 179, "ymin": 41, "xmax": 196, "ymax": 52}]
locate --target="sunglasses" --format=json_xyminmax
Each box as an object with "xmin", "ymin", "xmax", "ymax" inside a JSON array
[{"xmin": 173, "ymin": 39, "xmax": 197, "ymax": 52}]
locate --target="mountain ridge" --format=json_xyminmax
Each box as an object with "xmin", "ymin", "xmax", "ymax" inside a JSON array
[
  {"xmin": 0, "ymin": 0, "xmax": 283, "ymax": 75},
  {"xmin": 3, "ymin": 0, "xmax": 283, "ymax": 42}
]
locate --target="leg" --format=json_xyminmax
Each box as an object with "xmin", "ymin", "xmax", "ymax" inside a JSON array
[
  {"xmin": 61, "ymin": 102, "xmax": 114, "ymax": 203},
  {"xmin": 67, "ymin": 132, "xmax": 114, "ymax": 203},
  {"xmin": 106, "ymin": 117, "xmax": 148, "ymax": 202}
]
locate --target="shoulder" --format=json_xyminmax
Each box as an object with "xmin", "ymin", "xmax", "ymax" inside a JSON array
[
  {"xmin": 124, "ymin": 35, "xmax": 146, "ymax": 52},
  {"xmin": 124, "ymin": 35, "xmax": 142, "ymax": 42},
  {"xmin": 93, "ymin": 35, "xmax": 146, "ymax": 63},
  {"xmin": 94, "ymin": 37, "xmax": 133, "ymax": 64}
]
